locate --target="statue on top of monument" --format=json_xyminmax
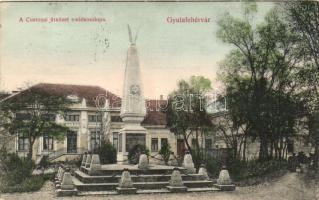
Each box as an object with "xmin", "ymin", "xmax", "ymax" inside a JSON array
[{"xmin": 127, "ymin": 24, "xmax": 139, "ymax": 45}]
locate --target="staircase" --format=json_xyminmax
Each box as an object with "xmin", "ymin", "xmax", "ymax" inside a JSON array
[
  {"xmin": 71, "ymin": 164, "xmax": 220, "ymax": 195},
  {"xmin": 47, "ymin": 148, "xmax": 86, "ymax": 161}
]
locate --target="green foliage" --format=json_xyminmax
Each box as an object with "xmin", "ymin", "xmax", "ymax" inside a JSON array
[
  {"xmin": 0, "ymin": 148, "xmax": 54, "ymax": 193},
  {"xmin": 97, "ymin": 140, "xmax": 117, "ymax": 164},
  {"xmin": 38, "ymin": 155, "xmax": 50, "ymax": 168},
  {"xmin": 0, "ymin": 153, "xmax": 35, "ymax": 186},
  {"xmin": 191, "ymin": 150, "xmax": 205, "ymax": 170},
  {"xmin": 206, "ymin": 157, "xmax": 222, "ymax": 178},
  {"xmin": 0, "ymin": 175, "xmax": 49, "ymax": 193},
  {"xmin": 0, "ymin": 85, "xmax": 72, "ymax": 159},
  {"xmin": 283, "ymin": 1, "xmax": 319, "ymax": 170},
  {"xmin": 166, "ymin": 76, "xmax": 214, "ymax": 161},
  {"xmin": 128, "ymin": 144, "xmax": 149, "ymax": 164},
  {"xmin": 217, "ymin": 5, "xmax": 302, "ymax": 160},
  {"xmin": 206, "ymin": 156, "xmax": 287, "ymax": 181},
  {"xmin": 158, "ymin": 142, "xmax": 171, "ymax": 164}
]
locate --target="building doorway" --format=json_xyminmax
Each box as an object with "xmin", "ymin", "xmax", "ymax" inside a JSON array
[{"xmin": 67, "ymin": 131, "xmax": 77, "ymax": 153}]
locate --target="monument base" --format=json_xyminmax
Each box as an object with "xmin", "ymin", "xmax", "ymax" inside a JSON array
[
  {"xmin": 116, "ymin": 187, "xmax": 137, "ymax": 194},
  {"xmin": 214, "ymin": 184, "xmax": 236, "ymax": 191},
  {"xmin": 166, "ymin": 186, "xmax": 188, "ymax": 193},
  {"xmin": 56, "ymin": 189, "xmax": 78, "ymax": 197}
]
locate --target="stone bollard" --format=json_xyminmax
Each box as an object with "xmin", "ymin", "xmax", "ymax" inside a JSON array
[
  {"xmin": 61, "ymin": 168, "xmax": 75, "ymax": 190},
  {"xmin": 166, "ymin": 167, "xmax": 187, "ymax": 192},
  {"xmin": 57, "ymin": 168, "xmax": 77, "ymax": 196},
  {"xmin": 138, "ymin": 153, "xmax": 149, "ymax": 169},
  {"xmin": 55, "ymin": 167, "xmax": 64, "ymax": 189},
  {"xmin": 90, "ymin": 154, "xmax": 102, "ymax": 171},
  {"xmin": 81, "ymin": 152, "xmax": 87, "ymax": 167},
  {"xmin": 182, "ymin": 151, "xmax": 196, "ymax": 174},
  {"xmin": 198, "ymin": 164, "xmax": 209, "ymax": 180},
  {"xmin": 167, "ymin": 152, "xmax": 178, "ymax": 166},
  {"xmin": 55, "ymin": 166, "xmax": 63, "ymax": 181},
  {"xmin": 116, "ymin": 168, "xmax": 137, "ymax": 194},
  {"xmin": 58, "ymin": 168, "xmax": 65, "ymax": 180},
  {"xmin": 85, "ymin": 154, "xmax": 92, "ymax": 168},
  {"xmin": 154, "ymin": 153, "xmax": 165, "ymax": 165},
  {"xmin": 214, "ymin": 166, "xmax": 235, "ymax": 191}
]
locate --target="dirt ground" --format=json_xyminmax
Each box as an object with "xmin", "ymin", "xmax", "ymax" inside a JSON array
[{"xmin": 0, "ymin": 172, "xmax": 318, "ymax": 200}]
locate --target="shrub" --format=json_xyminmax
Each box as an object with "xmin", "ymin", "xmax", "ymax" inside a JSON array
[
  {"xmin": 159, "ymin": 143, "xmax": 171, "ymax": 164},
  {"xmin": 206, "ymin": 157, "xmax": 222, "ymax": 178},
  {"xmin": 1, "ymin": 153, "xmax": 35, "ymax": 186},
  {"xmin": 191, "ymin": 150, "xmax": 207, "ymax": 169},
  {"xmin": 128, "ymin": 144, "xmax": 149, "ymax": 164},
  {"xmin": 0, "ymin": 149, "xmax": 54, "ymax": 193},
  {"xmin": 0, "ymin": 175, "xmax": 46, "ymax": 193},
  {"xmin": 206, "ymin": 155, "xmax": 287, "ymax": 181},
  {"xmin": 97, "ymin": 140, "xmax": 117, "ymax": 164},
  {"xmin": 38, "ymin": 155, "xmax": 50, "ymax": 168}
]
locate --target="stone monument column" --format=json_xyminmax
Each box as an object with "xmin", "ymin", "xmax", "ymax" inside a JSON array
[{"xmin": 118, "ymin": 25, "xmax": 147, "ymax": 162}]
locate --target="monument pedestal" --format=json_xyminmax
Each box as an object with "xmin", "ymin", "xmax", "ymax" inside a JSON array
[{"xmin": 117, "ymin": 123, "xmax": 147, "ymax": 162}]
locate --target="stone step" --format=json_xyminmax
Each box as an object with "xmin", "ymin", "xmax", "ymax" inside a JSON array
[
  {"xmin": 73, "ymin": 176, "xmax": 215, "ymax": 191},
  {"xmin": 74, "ymin": 170, "xmax": 208, "ymax": 183},
  {"xmin": 77, "ymin": 188, "xmax": 220, "ymax": 196},
  {"xmin": 80, "ymin": 166, "xmax": 188, "ymax": 176}
]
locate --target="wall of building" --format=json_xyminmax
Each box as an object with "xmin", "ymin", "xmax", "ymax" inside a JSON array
[{"xmin": 146, "ymin": 127, "xmax": 177, "ymax": 156}]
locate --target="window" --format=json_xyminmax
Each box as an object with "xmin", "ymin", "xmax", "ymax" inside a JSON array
[
  {"xmin": 287, "ymin": 140, "xmax": 294, "ymax": 153},
  {"xmin": 67, "ymin": 131, "xmax": 77, "ymax": 153},
  {"xmin": 18, "ymin": 133, "xmax": 29, "ymax": 151},
  {"xmin": 111, "ymin": 116, "xmax": 122, "ymax": 122},
  {"xmin": 113, "ymin": 132, "xmax": 118, "ymax": 151},
  {"xmin": 151, "ymin": 138, "xmax": 158, "ymax": 152},
  {"xmin": 205, "ymin": 139, "xmax": 212, "ymax": 149},
  {"xmin": 118, "ymin": 133, "xmax": 122, "ymax": 152},
  {"xmin": 43, "ymin": 135, "xmax": 54, "ymax": 151},
  {"xmin": 161, "ymin": 138, "xmax": 168, "ymax": 148},
  {"xmin": 90, "ymin": 129, "xmax": 101, "ymax": 151},
  {"xmin": 65, "ymin": 114, "xmax": 79, "ymax": 122},
  {"xmin": 88, "ymin": 115, "xmax": 102, "ymax": 122}
]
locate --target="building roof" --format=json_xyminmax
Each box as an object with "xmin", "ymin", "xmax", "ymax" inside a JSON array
[
  {"xmin": 0, "ymin": 93, "xmax": 11, "ymax": 101},
  {"xmin": 5, "ymin": 83, "xmax": 167, "ymax": 126},
  {"xmin": 143, "ymin": 99, "xmax": 167, "ymax": 126},
  {"xmin": 7, "ymin": 83, "xmax": 121, "ymax": 108}
]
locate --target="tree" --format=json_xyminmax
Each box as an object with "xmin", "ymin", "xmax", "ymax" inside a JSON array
[
  {"xmin": 96, "ymin": 139, "xmax": 117, "ymax": 164},
  {"xmin": 217, "ymin": 5, "xmax": 301, "ymax": 160},
  {"xmin": 166, "ymin": 76, "xmax": 214, "ymax": 168},
  {"xmin": 214, "ymin": 113, "xmax": 248, "ymax": 160},
  {"xmin": 283, "ymin": 1, "xmax": 319, "ymax": 169},
  {"xmin": 0, "ymin": 86, "xmax": 71, "ymax": 160}
]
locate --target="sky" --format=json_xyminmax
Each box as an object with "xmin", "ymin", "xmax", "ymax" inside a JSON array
[{"xmin": 0, "ymin": 2, "xmax": 274, "ymax": 99}]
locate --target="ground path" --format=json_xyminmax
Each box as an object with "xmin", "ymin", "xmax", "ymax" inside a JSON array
[{"xmin": 0, "ymin": 172, "xmax": 318, "ymax": 200}]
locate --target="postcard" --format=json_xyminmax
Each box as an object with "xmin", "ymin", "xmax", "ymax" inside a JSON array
[{"xmin": 0, "ymin": 1, "xmax": 318, "ymax": 200}]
